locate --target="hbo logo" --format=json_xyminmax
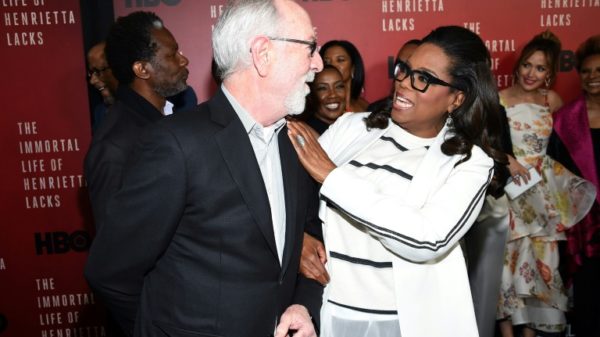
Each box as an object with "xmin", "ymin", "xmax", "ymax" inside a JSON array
[{"xmin": 34, "ymin": 231, "xmax": 91, "ymax": 255}]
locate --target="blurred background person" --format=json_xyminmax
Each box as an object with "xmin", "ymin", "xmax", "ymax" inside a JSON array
[
  {"xmin": 548, "ymin": 34, "xmax": 600, "ymax": 337},
  {"xmin": 496, "ymin": 30, "xmax": 596, "ymax": 337},
  {"xmin": 87, "ymin": 41, "xmax": 119, "ymax": 130},
  {"xmin": 288, "ymin": 25, "xmax": 508, "ymax": 337},
  {"xmin": 321, "ymin": 40, "xmax": 369, "ymax": 112},
  {"xmin": 304, "ymin": 65, "xmax": 347, "ymax": 135},
  {"xmin": 368, "ymin": 39, "xmax": 421, "ymax": 113}
]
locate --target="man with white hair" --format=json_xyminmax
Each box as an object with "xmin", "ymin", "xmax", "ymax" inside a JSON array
[{"xmin": 84, "ymin": 1, "xmax": 324, "ymax": 336}]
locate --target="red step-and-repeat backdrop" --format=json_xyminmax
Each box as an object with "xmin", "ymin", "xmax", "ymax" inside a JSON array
[
  {"xmin": 0, "ymin": 0, "xmax": 106, "ymax": 336},
  {"xmin": 114, "ymin": 0, "xmax": 600, "ymax": 104},
  {"xmin": 1, "ymin": 0, "xmax": 598, "ymax": 336}
]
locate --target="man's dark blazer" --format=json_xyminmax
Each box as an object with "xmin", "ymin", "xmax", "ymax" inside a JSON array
[
  {"xmin": 85, "ymin": 86, "xmax": 165, "ymax": 230},
  {"xmin": 84, "ymin": 89, "xmax": 322, "ymax": 337}
]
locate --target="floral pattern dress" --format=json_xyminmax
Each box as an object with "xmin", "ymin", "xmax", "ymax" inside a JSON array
[{"xmin": 496, "ymin": 102, "xmax": 596, "ymax": 333}]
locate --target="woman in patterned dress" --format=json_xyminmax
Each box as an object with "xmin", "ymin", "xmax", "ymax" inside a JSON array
[{"xmin": 496, "ymin": 31, "xmax": 596, "ymax": 337}]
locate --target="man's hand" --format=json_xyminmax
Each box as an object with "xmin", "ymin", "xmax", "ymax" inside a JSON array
[
  {"xmin": 300, "ymin": 233, "xmax": 329, "ymax": 285},
  {"xmin": 275, "ymin": 304, "xmax": 316, "ymax": 337}
]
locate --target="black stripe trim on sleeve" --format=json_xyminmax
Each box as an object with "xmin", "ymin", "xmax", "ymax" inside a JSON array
[
  {"xmin": 328, "ymin": 300, "xmax": 398, "ymax": 315},
  {"xmin": 380, "ymin": 136, "xmax": 408, "ymax": 151},
  {"xmin": 330, "ymin": 251, "xmax": 393, "ymax": 268},
  {"xmin": 349, "ymin": 160, "xmax": 413, "ymax": 181},
  {"xmin": 322, "ymin": 166, "xmax": 493, "ymax": 251}
]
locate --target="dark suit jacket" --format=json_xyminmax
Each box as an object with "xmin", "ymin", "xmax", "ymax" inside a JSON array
[
  {"xmin": 85, "ymin": 86, "xmax": 165, "ymax": 230},
  {"xmin": 84, "ymin": 89, "xmax": 322, "ymax": 337}
]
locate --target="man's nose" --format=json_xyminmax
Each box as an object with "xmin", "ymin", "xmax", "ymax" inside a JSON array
[
  {"xmin": 311, "ymin": 52, "xmax": 323, "ymax": 72},
  {"xmin": 179, "ymin": 51, "xmax": 189, "ymax": 67}
]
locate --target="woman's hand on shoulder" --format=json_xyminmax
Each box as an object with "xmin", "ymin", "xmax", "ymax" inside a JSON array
[{"xmin": 287, "ymin": 119, "xmax": 337, "ymax": 183}]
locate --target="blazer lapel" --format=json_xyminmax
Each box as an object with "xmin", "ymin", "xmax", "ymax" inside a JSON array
[
  {"xmin": 278, "ymin": 126, "xmax": 298, "ymax": 274},
  {"xmin": 211, "ymin": 90, "xmax": 279, "ymax": 260}
]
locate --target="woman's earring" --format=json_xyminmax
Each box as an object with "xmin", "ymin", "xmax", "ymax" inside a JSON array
[
  {"xmin": 545, "ymin": 77, "xmax": 551, "ymax": 88},
  {"xmin": 446, "ymin": 113, "xmax": 453, "ymax": 127}
]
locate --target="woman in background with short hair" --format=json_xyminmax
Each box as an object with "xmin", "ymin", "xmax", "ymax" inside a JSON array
[{"xmin": 548, "ymin": 34, "xmax": 600, "ymax": 337}]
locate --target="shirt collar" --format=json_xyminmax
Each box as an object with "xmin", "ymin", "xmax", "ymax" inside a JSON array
[
  {"xmin": 163, "ymin": 100, "xmax": 174, "ymax": 116},
  {"xmin": 221, "ymin": 85, "xmax": 285, "ymax": 139}
]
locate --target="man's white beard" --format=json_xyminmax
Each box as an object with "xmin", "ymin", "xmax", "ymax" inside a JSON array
[{"xmin": 285, "ymin": 71, "xmax": 315, "ymax": 115}]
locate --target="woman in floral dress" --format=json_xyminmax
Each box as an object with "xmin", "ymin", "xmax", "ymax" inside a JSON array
[{"xmin": 496, "ymin": 31, "xmax": 596, "ymax": 337}]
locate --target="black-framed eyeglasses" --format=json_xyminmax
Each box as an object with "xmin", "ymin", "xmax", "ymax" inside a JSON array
[
  {"xmin": 87, "ymin": 66, "xmax": 110, "ymax": 78},
  {"xmin": 269, "ymin": 37, "xmax": 318, "ymax": 57},
  {"xmin": 394, "ymin": 60, "xmax": 458, "ymax": 93}
]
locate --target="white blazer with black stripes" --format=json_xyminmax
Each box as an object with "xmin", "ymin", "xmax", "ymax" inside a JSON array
[{"xmin": 318, "ymin": 112, "xmax": 491, "ymax": 337}]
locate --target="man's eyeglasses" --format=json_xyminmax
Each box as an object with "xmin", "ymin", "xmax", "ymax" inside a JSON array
[
  {"xmin": 87, "ymin": 66, "xmax": 110, "ymax": 78},
  {"xmin": 394, "ymin": 60, "xmax": 458, "ymax": 93},
  {"xmin": 269, "ymin": 37, "xmax": 318, "ymax": 57}
]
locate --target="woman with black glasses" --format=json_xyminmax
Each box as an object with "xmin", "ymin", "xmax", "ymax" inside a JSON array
[{"xmin": 286, "ymin": 26, "xmax": 507, "ymax": 337}]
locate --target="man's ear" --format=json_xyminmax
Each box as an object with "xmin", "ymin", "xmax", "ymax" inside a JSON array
[
  {"xmin": 448, "ymin": 91, "xmax": 465, "ymax": 114},
  {"xmin": 250, "ymin": 36, "xmax": 271, "ymax": 77},
  {"xmin": 132, "ymin": 61, "xmax": 151, "ymax": 80}
]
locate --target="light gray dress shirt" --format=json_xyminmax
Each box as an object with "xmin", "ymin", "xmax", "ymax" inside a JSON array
[{"xmin": 222, "ymin": 85, "xmax": 286, "ymax": 263}]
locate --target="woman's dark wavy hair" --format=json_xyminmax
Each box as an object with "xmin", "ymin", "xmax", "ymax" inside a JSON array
[
  {"xmin": 365, "ymin": 26, "xmax": 508, "ymax": 196},
  {"xmin": 105, "ymin": 11, "xmax": 163, "ymax": 86},
  {"xmin": 575, "ymin": 34, "xmax": 600, "ymax": 73},
  {"xmin": 319, "ymin": 40, "xmax": 365, "ymax": 100},
  {"xmin": 513, "ymin": 30, "xmax": 561, "ymax": 87}
]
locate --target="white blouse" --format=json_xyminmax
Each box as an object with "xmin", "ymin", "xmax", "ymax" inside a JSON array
[{"xmin": 318, "ymin": 112, "xmax": 491, "ymax": 337}]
